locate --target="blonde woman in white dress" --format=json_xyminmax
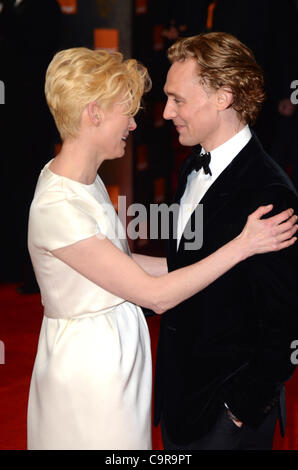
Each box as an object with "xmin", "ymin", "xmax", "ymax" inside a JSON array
[{"xmin": 27, "ymin": 47, "xmax": 297, "ymax": 450}]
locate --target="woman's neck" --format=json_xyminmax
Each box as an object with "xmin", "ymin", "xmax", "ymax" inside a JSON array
[{"xmin": 50, "ymin": 138, "xmax": 103, "ymax": 185}]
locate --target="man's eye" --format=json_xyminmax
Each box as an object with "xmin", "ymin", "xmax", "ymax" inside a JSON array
[{"xmin": 174, "ymin": 99, "xmax": 181, "ymax": 104}]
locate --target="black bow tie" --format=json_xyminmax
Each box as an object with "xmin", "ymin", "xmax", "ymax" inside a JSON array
[
  {"xmin": 188, "ymin": 151, "xmax": 212, "ymax": 176},
  {"xmin": 174, "ymin": 149, "xmax": 212, "ymax": 203}
]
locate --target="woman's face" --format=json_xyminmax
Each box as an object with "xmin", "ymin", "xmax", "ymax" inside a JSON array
[{"xmin": 97, "ymin": 101, "xmax": 137, "ymax": 160}]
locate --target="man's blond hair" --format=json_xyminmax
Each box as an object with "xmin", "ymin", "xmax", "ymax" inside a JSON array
[{"xmin": 168, "ymin": 32, "xmax": 265, "ymax": 125}]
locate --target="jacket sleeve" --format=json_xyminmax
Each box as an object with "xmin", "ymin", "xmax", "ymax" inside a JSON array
[{"xmin": 220, "ymin": 183, "xmax": 298, "ymax": 428}]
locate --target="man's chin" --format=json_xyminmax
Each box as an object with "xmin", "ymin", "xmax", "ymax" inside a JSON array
[{"xmin": 178, "ymin": 134, "xmax": 195, "ymax": 147}]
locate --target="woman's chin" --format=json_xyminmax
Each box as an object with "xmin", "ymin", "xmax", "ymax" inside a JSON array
[{"xmin": 113, "ymin": 152, "xmax": 125, "ymax": 160}]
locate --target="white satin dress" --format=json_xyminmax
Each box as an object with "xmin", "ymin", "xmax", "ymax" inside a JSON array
[{"xmin": 27, "ymin": 161, "xmax": 152, "ymax": 450}]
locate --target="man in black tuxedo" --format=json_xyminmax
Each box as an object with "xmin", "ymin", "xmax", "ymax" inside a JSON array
[{"xmin": 153, "ymin": 32, "xmax": 298, "ymax": 450}]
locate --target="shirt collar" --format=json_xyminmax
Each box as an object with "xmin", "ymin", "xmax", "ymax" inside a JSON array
[{"xmin": 201, "ymin": 125, "xmax": 252, "ymax": 179}]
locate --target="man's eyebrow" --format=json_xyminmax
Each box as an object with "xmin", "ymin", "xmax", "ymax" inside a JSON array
[{"xmin": 163, "ymin": 89, "xmax": 184, "ymax": 100}]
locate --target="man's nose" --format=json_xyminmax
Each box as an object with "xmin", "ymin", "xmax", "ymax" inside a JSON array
[{"xmin": 163, "ymin": 100, "xmax": 176, "ymax": 120}]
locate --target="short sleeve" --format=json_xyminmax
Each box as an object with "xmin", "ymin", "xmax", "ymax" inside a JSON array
[{"xmin": 29, "ymin": 192, "xmax": 102, "ymax": 251}]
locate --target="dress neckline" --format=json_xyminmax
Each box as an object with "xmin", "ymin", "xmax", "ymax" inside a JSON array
[{"xmin": 43, "ymin": 159, "xmax": 98, "ymax": 188}]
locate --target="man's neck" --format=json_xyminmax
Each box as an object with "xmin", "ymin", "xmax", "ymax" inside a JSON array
[{"xmin": 202, "ymin": 115, "xmax": 246, "ymax": 153}]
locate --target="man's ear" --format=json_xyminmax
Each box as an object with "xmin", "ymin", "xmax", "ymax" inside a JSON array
[
  {"xmin": 87, "ymin": 101, "xmax": 102, "ymax": 126},
  {"xmin": 216, "ymin": 88, "xmax": 233, "ymax": 111}
]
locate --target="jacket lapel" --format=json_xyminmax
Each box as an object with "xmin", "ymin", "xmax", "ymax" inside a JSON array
[
  {"xmin": 175, "ymin": 135, "xmax": 261, "ymax": 254},
  {"xmin": 173, "ymin": 144, "xmax": 202, "ymax": 204}
]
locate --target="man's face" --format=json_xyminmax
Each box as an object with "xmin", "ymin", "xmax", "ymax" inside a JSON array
[{"xmin": 163, "ymin": 58, "xmax": 219, "ymax": 150}]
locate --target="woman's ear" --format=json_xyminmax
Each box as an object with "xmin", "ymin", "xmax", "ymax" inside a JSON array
[{"xmin": 87, "ymin": 102, "xmax": 102, "ymax": 126}]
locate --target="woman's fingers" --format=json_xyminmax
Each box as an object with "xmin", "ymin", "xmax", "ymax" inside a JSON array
[
  {"xmin": 275, "ymin": 214, "xmax": 298, "ymax": 234},
  {"xmin": 266, "ymin": 207, "xmax": 295, "ymax": 226},
  {"xmin": 274, "ymin": 236, "xmax": 297, "ymax": 251},
  {"xmin": 249, "ymin": 206, "xmax": 295, "ymax": 225},
  {"xmin": 250, "ymin": 204, "xmax": 274, "ymax": 219},
  {"xmin": 275, "ymin": 223, "xmax": 298, "ymax": 242}
]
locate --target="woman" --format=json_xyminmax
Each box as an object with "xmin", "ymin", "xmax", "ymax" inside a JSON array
[{"xmin": 27, "ymin": 47, "xmax": 297, "ymax": 450}]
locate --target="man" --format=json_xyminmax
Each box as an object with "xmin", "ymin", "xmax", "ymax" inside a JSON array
[{"xmin": 153, "ymin": 32, "xmax": 298, "ymax": 450}]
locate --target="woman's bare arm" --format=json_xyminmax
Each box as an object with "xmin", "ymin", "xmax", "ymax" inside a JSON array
[
  {"xmin": 132, "ymin": 253, "xmax": 168, "ymax": 276},
  {"xmin": 51, "ymin": 206, "xmax": 297, "ymax": 314}
]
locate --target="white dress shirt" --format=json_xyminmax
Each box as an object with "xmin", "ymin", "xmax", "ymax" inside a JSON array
[{"xmin": 176, "ymin": 125, "xmax": 252, "ymax": 248}]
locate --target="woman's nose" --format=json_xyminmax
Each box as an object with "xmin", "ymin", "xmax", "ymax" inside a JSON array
[{"xmin": 129, "ymin": 117, "xmax": 137, "ymax": 131}]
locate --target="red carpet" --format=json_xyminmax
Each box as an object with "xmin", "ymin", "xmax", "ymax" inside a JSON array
[{"xmin": 0, "ymin": 283, "xmax": 297, "ymax": 450}]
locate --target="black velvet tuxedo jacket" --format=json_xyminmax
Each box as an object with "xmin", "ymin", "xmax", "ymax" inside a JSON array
[{"xmin": 153, "ymin": 134, "xmax": 298, "ymax": 445}]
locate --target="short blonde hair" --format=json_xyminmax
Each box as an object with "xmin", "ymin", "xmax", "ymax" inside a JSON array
[
  {"xmin": 45, "ymin": 47, "xmax": 151, "ymax": 140},
  {"xmin": 168, "ymin": 32, "xmax": 265, "ymax": 125}
]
